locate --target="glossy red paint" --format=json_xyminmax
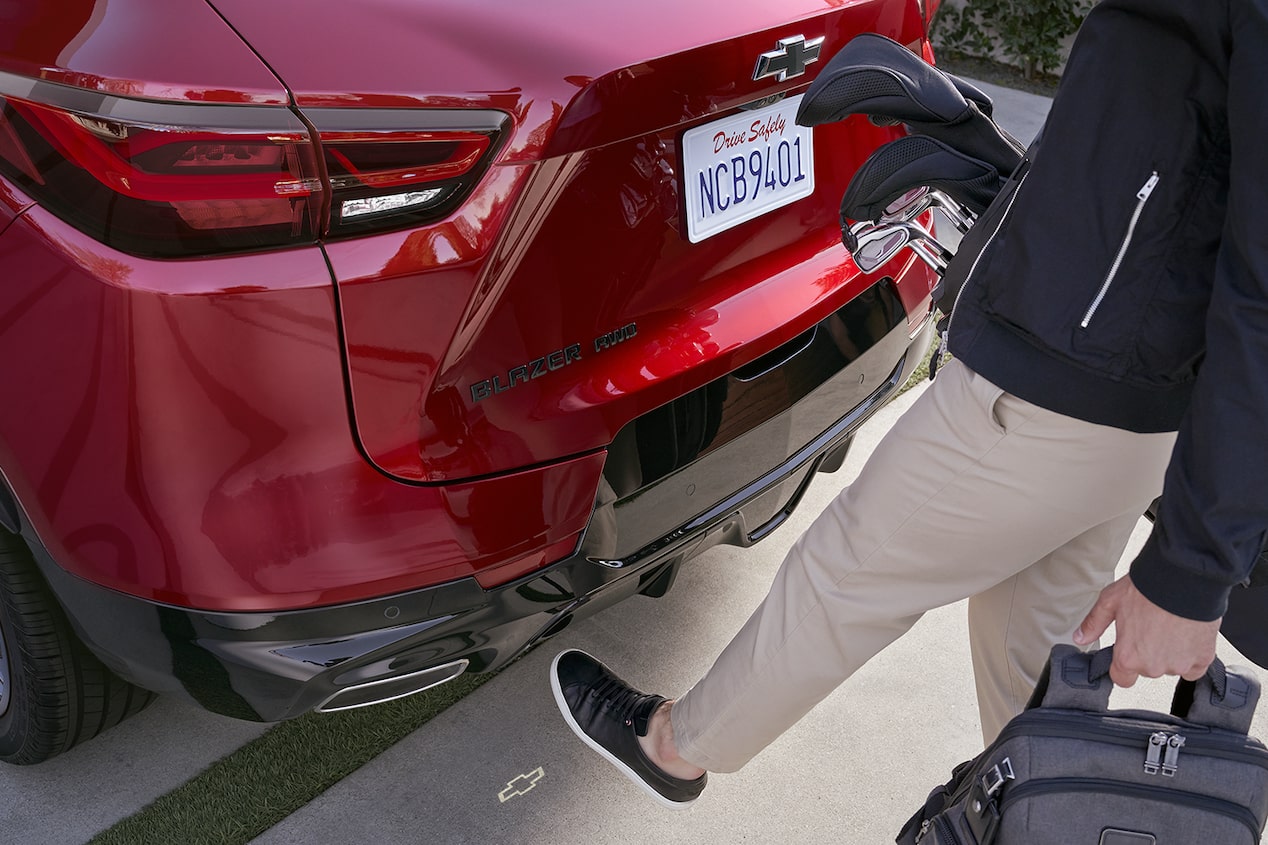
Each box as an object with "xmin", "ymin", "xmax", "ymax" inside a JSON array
[
  {"xmin": 0, "ymin": 0, "xmax": 288, "ymax": 104},
  {"xmin": 0, "ymin": 208, "xmax": 599, "ymax": 610},
  {"xmin": 0, "ymin": 0, "xmax": 936, "ymax": 617},
  {"xmin": 210, "ymin": 0, "xmax": 919, "ymax": 158},
  {"xmin": 313, "ymin": 0, "xmax": 937, "ymax": 482},
  {"xmin": 0, "ymin": 177, "xmax": 28, "ymax": 236},
  {"xmin": 332, "ymin": 126, "xmax": 936, "ymax": 482}
]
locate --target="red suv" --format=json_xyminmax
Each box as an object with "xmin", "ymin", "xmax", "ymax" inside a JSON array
[{"xmin": 0, "ymin": 0, "xmax": 939, "ymax": 763}]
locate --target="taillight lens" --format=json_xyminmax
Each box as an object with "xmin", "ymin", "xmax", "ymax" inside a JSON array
[
  {"xmin": 0, "ymin": 81, "xmax": 322, "ymax": 258},
  {"xmin": 0, "ymin": 72, "xmax": 507, "ymax": 258},
  {"xmin": 305, "ymin": 108, "xmax": 505, "ymax": 238}
]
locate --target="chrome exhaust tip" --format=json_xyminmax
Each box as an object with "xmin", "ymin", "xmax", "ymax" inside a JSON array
[{"xmin": 315, "ymin": 658, "xmax": 469, "ymax": 714}]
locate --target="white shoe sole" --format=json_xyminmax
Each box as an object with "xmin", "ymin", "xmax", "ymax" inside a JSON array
[{"xmin": 549, "ymin": 650, "xmax": 697, "ymax": 811}]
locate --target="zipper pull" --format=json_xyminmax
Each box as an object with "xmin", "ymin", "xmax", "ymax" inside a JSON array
[
  {"xmin": 1162, "ymin": 733, "xmax": 1186, "ymax": 777},
  {"xmin": 1137, "ymin": 171, "xmax": 1160, "ymax": 201},
  {"xmin": 1145, "ymin": 731, "xmax": 1167, "ymax": 775}
]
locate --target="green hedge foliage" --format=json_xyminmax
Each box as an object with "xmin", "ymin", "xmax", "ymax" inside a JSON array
[{"xmin": 932, "ymin": 0, "xmax": 1093, "ymax": 79}]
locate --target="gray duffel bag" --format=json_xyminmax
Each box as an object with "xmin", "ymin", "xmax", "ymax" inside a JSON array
[{"xmin": 897, "ymin": 644, "xmax": 1268, "ymax": 845}]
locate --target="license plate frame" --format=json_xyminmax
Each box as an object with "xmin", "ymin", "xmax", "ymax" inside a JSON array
[{"xmin": 681, "ymin": 94, "xmax": 815, "ymax": 243}]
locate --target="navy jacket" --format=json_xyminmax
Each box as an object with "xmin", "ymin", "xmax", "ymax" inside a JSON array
[{"xmin": 944, "ymin": 0, "xmax": 1268, "ymax": 624}]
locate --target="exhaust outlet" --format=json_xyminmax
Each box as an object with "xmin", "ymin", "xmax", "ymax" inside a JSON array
[{"xmin": 315, "ymin": 658, "xmax": 469, "ymax": 713}]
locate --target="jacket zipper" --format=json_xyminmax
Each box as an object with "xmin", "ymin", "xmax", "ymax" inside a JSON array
[
  {"xmin": 1079, "ymin": 171, "xmax": 1160, "ymax": 328},
  {"xmin": 998, "ymin": 777, "xmax": 1261, "ymax": 839}
]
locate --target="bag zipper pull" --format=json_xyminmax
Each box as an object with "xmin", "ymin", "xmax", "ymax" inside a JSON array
[
  {"xmin": 1144, "ymin": 731, "xmax": 1167, "ymax": 775},
  {"xmin": 1162, "ymin": 733, "xmax": 1186, "ymax": 777}
]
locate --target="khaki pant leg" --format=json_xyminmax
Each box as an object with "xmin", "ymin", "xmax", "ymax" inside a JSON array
[
  {"xmin": 671, "ymin": 359, "xmax": 1176, "ymax": 773},
  {"xmin": 968, "ymin": 510, "xmax": 1149, "ymax": 743}
]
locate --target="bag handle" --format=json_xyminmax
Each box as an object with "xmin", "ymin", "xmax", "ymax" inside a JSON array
[{"xmin": 1027, "ymin": 644, "xmax": 1260, "ymax": 735}]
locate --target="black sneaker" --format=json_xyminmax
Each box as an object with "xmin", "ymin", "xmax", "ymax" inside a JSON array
[{"xmin": 550, "ymin": 649, "xmax": 707, "ymax": 809}]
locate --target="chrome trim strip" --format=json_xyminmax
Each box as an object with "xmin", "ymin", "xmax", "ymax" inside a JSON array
[{"xmin": 314, "ymin": 658, "xmax": 470, "ymax": 713}]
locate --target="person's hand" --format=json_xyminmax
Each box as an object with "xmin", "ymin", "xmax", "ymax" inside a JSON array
[{"xmin": 1073, "ymin": 575, "xmax": 1221, "ymax": 687}]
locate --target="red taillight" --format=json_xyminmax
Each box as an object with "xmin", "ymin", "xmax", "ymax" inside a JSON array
[
  {"xmin": 0, "ymin": 85, "xmax": 322, "ymax": 258},
  {"xmin": 305, "ymin": 108, "xmax": 506, "ymax": 239},
  {"xmin": 0, "ymin": 73, "xmax": 508, "ymax": 258}
]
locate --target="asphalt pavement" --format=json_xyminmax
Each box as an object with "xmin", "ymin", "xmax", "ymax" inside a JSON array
[{"xmin": 14, "ymin": 79, "xmax": 1253, "ymax": 845}]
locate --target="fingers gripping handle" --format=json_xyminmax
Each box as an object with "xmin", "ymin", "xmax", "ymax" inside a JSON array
[{"xmin": 1028, "ymin": 644, "xmax": 1260, "ymax": 735}]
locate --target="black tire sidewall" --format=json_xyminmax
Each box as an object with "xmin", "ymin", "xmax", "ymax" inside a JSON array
[{"xmin": 0, "ymin": 576, "xmax": 45, "ymax": 762}]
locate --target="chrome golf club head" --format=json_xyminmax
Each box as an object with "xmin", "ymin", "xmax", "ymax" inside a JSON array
[
  {"xmin": 847, "ymin": 220, "xmax": 914, "ymax": 273},
  {"xmin": 846, "ymin": 218, "xmax": 952, "ymax": 274},
  {"xmin": 879, "ymin": 186, "xmax": 976, "ymax": 234}
]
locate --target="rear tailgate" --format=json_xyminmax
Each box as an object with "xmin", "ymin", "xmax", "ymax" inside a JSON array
[{"xmin": 211, "ymin": 0, "xmax": 936, "ymax": 483}]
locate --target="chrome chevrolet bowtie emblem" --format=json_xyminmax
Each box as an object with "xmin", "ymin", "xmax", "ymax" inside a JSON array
[{"xmin": 753, "ymin": 35, "xmax": 825, "ymax": 82}]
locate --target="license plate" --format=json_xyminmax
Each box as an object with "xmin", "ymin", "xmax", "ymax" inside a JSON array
[{"xmin": 681, "ymin": 94, "xmax": 815, "ymax": 243}]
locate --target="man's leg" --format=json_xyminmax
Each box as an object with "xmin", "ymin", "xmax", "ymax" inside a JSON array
[
  {"xmin": 670, "ymin": 360, "xmax": 1176, "ymax": 772},
  {"xmin": 968, "ymin": 510, "xmax": 1149, "ymax": 742}
]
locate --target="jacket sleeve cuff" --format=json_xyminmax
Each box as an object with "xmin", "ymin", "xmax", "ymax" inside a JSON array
[{"xmin": 1128, "ymin": 532, "xmax": 1233, "ymax": 622}]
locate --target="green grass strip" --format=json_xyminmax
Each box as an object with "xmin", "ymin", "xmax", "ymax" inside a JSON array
[{"xmin": 89, "ymin": 672, "xmax": 492, "ymax": 845}]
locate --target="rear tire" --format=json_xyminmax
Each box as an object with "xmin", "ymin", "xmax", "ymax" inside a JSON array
[{"xmin": 0, "ymin": 530, "xmax": 154, "ymax": 764}]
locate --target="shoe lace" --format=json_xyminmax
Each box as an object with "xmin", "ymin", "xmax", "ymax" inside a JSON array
[{"xmin": 591, "ymin": 677, "xmax": 655, "ymax": 728}]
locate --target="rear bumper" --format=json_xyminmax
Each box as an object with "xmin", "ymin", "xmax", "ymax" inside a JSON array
[{"xmin": 30, "ymin": 288, "xmax": 932, "ymax": 721}]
